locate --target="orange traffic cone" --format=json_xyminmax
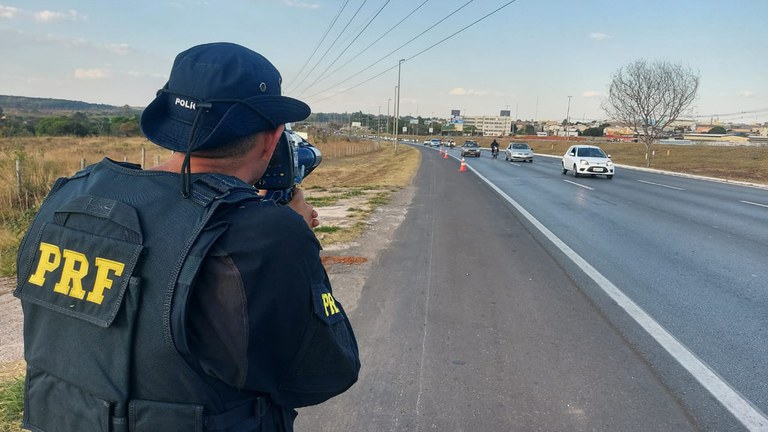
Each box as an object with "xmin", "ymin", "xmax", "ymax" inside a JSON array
[
  {"xmin": 443, "ymin": 149, "xmax": 449, "ymax": 159},
  {"xmin": 459, "ymin": 158, "xmax": 467, "ymax": 172},
  {"xmin": 438, "ymin": 147, "xmax": 443, "ymax": 155}
]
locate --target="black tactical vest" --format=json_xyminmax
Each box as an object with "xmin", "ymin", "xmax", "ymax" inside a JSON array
[{"xmin": 15, "ymin": 158, "xmax": 291, "ymax": 432}]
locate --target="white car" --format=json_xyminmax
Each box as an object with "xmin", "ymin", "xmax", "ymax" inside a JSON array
[
  {"xmin": 505, "ymin": 142, "xmax": 534, "ymax": 162},
  {"xmin": 561, "ymin": 145, "xmax": 614, "ymax": 179}
]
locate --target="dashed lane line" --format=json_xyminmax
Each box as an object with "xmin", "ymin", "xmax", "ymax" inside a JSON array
[
  {"xmin": 637, "ymin": 179, "xmax": 686, "ymax": 190},
  {"xmin": 562, "ymin": 179, "xmax": 594, "ymax": 190}
]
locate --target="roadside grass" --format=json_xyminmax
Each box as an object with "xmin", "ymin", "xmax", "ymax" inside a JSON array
[
  {"xmin": 0, "ymin": 377, "xmax": 23, "ymax": 432},
  {"xmin": 0, "ymin": 361, "xmax": 25, "ymax": 432},
  {"xmin": 302, "ymin": 141, "xmax": 419, "ymax": 246}
]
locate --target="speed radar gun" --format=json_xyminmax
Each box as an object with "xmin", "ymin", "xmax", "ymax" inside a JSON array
[{"xmin": 256, "ymin": 127, "xmax": 322, "ymax": 204}]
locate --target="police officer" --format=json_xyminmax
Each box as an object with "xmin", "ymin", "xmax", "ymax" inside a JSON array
[{"xmin": 15, "ymin": 42, "xmax": 360, "ymax": 431}]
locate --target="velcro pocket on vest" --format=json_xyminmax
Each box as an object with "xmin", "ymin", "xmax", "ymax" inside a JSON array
[
  {"xmin": 16, "ymin": 222, "xmax": 142, "ymax": 327},
  {"xmin": 24, "ymin": 366, "xmax": 112, "ymax": 432},
  {"xmin": 129, "ymin": 399, "xmax": 204, "ymax": 432}
]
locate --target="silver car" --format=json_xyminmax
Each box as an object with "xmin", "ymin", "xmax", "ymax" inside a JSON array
[
  {"xmin": 460, "ymin": 140, "xmax": 481, "ymax": 157},
  {"xmin": 561, "ymin": 145, "xmax": 614, "ymax": 179},
  {"xmin": 505, "ymin": 142, "xmax": 534, "ymax": 162}
]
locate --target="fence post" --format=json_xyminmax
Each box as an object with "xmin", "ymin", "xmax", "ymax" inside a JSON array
[
  {"xmin": 16, "ymin": 159, "xmax": 22, "ymax": 198},
  {"xmin": 141, "ymin": 147, "xmax": 146, "ymax": 168},
  {"xmin": 81, "ymin": 158, "xmax": 86, "ymax": 170}
]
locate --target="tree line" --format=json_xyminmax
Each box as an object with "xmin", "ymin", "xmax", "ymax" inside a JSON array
[{"xmin": 0, "ymin": 106, "xmax": 142, "ymax": 137}]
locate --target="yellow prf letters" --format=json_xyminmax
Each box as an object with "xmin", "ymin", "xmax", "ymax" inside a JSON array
[
  {"xmin": 321, "ymin": 292, "xmax": 340, "ymax": 317},
  {"xmin": 27, "ymin": 242, "xmax": 125, "ymax": 305}
]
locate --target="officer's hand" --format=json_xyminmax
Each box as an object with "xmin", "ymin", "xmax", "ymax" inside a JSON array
[{"xmin": 287, "ymin": 187, "xmax": 320, "ymax": 229}]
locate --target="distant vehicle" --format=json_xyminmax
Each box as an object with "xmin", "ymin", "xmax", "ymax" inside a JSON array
[
  {"xmin": 460, "ymin": 140, "xmax": 481, "ymax": 158},
  {"xmin": 423, "ymin": 139, "xmax": 431, "ymax": 146},
  {"xmin": 430, "ymin": 138, "xmax": 442, "ymax": 147},
  {"xmin": 505, "ymin": 142, "xmax": 534, "ymax": 163},
  {"xmin": 442, "ymin": 139, "xmax": 455, "ymax": 148},
  {"xmin": 561, "ymin": 145, "xmax": 614, "ymax": 179}
]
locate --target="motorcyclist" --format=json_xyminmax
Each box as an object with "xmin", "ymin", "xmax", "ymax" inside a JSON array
[{"xmin": 491, "ymin": 139, "xmax": 500, "ymax": 158}]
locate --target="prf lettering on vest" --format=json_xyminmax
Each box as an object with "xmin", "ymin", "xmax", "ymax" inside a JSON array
[
  {"xmin": 27, "ymin": 242, "xmax": 125, "ymax": 305},
  {"xmin": 321, "ymin": 292, "xmax": 340, "ymax": 317}
]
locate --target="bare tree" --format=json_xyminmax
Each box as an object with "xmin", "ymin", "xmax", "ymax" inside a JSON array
[{"xmin": 603, "ymin": 60, "xmax": 699, "ymax": 167}]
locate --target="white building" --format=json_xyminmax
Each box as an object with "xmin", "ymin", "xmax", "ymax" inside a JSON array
[{"xmin": 463, "ymin": 115, "xmax": 513, "ymax": 137}]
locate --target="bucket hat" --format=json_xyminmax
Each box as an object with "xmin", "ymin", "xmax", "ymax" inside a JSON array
[{"xmin": 140, "ymin": 42, "xmax": 310, "ymax": 152}]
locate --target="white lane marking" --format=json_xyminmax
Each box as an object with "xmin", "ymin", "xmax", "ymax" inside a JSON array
[
  {"xmin": 563, "ymin": 179, "xmax": 594, "ymax": 190},
  {"xmin": 463, "ymin": 163, "xmax": 768, "ymax": 431},
  {"xmin": 741, "ymin": 200, "xmax": 768, "ymax": 209},
  {"xmin": 637, "ymin": 179, "xmax": 686, "ymax": 190}
]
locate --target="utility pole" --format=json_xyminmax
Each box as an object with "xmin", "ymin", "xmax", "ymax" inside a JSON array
[
  {"xmin": 392, "ymin": 87, "xmax": 398, "ymax": 136},
  {"xmin": 566, "ymin": 95, "xmax": 572, "ymax": 141},
  {"xmin": 387, "ymin": 98, "xmax": 391, "ymax": 136},
  {"xmin": 394, "ymin": 59, "xmax": 405, "ymax": 154}
]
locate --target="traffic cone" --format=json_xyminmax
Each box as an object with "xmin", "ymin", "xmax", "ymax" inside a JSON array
[
  {"xmin": 438, "ymin": 147, "xmax": 443, "ymax": 155},
  {"xmin": 459, "ymin": 158, "xmax": 467, "ymax": 172},
  {"xmin": 443, "ymin": 149, "xmax": 449, "ymax": 159}
]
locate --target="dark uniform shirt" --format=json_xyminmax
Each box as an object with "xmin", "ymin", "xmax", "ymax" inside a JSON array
[{"xmin": 186, "ymin": 197, "xmax": 360, "ymax": 409}]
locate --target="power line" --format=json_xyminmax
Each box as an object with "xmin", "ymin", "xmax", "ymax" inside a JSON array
[
  {"xmin": 286, "ymin": 0, "xmax": 350, "ymax": 91},
  {"xmin": 289, "ymin": 0, "xmax": 369, "ymax": 94},
  {"xmin": 691, "ymin": 108, "xmax": 768, "ymax": 119},
  {"xmin": 307, "ymin": 0, "xmax": 520, "ymax": 104},
  {"xmin": 295, "ymin": 0, "xmax": 432, "ymax": 95},
  {"xmin": 296, "ymin": 0, "xmax": 392, "ymax": 97},
  {"xmin": 303, "ymin": 0, "xmax": 475, "ymax": 101}
]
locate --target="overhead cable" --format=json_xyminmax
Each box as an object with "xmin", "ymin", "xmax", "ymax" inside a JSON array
[
  {"xmin": 308, "ymin": 0, "xmax": 520, "ymax": 104},
  {"xmin": 296, "ymin": 0, "xmax": 392, "ymax": 97},
  {"xmin": 289, "ymin": 0, "xmax": 369, "ymax": 94},
  {"xmin": 296, "ymin": 0, "xmax": 432, "ymax": 96},
  {"xmin": 304, "ymin": 0, "xmax": 475, "ymax": 101},
  {"xmin": 285, "ymin": 0, "xmax": 350, "ymax": 91}
]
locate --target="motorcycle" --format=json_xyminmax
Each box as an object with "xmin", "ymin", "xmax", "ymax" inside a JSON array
[{"xmin": 491, "ymin": 146, "xmax": 499, "ymax": 158}]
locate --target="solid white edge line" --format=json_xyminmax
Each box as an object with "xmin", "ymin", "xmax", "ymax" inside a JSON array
[
  {"xmin": 741, "ymin": 200, "xmax": 768, "ymax": 209},
  {"xmin": 464, "ymin": 162, "xmax": 768, "ymax": 431}
]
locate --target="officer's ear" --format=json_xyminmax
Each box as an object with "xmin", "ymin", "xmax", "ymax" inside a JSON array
[{"xmin": 258, "ymin": 125, "xmax": 285, "ymax": 162}]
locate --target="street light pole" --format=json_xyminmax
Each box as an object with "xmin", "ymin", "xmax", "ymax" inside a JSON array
[
  {"xmin": 394, "ymin": 59, "xmax": 405, "ymax": 153},
  {"xmin": 392, "ymin": 87, "xmax": 397, "ymax": 136},
  {"xmin": 387, "ymin": 98, "xmax": 391, "ymax": 137}
]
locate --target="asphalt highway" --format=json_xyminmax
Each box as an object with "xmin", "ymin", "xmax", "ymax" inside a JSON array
[{"xmin": 295, "ymin": 143, "xmax": 768, "ymax": 431}]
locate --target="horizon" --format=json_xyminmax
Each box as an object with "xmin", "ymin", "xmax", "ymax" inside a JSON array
[
  {"xmin": 1, "ymin": 1, "xmax": 767, "ymax": 123},
  {"xmin": 3, "ymin": 94, "xmax": 766, "ymax": 128}
]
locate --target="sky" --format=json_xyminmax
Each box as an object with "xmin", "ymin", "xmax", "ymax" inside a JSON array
[{"xmin": 1, "ymin": 0, "xmax": 767, "ymax": 124}]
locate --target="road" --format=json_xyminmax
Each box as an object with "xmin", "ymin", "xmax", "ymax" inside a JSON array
[
  {"xmin": 456, "ymin": 145, "xmax": 768, "ymax": 432},
  {"xmin": 296, "ymin": 144, "xmax": 768, "ymax": 431}
]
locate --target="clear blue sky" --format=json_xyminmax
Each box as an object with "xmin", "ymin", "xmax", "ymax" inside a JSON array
[{"xmin": 2, "ymin": 0, "xmax": 767, "ymax": 123}]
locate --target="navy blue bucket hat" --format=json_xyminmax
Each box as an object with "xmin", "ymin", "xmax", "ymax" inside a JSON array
[{"xmin": 141, "ymin": 42, "xmax": 310, "ymax": 152}]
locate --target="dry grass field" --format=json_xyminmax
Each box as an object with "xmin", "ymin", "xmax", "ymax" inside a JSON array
[{"xmin": 0, "ymin": 135, "xmax": 418, "ymax": 276}]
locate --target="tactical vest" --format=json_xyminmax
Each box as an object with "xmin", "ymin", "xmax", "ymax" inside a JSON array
[{"xmin": 15, "ymin": 158, "xmax": 293, "ymax": 432}]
